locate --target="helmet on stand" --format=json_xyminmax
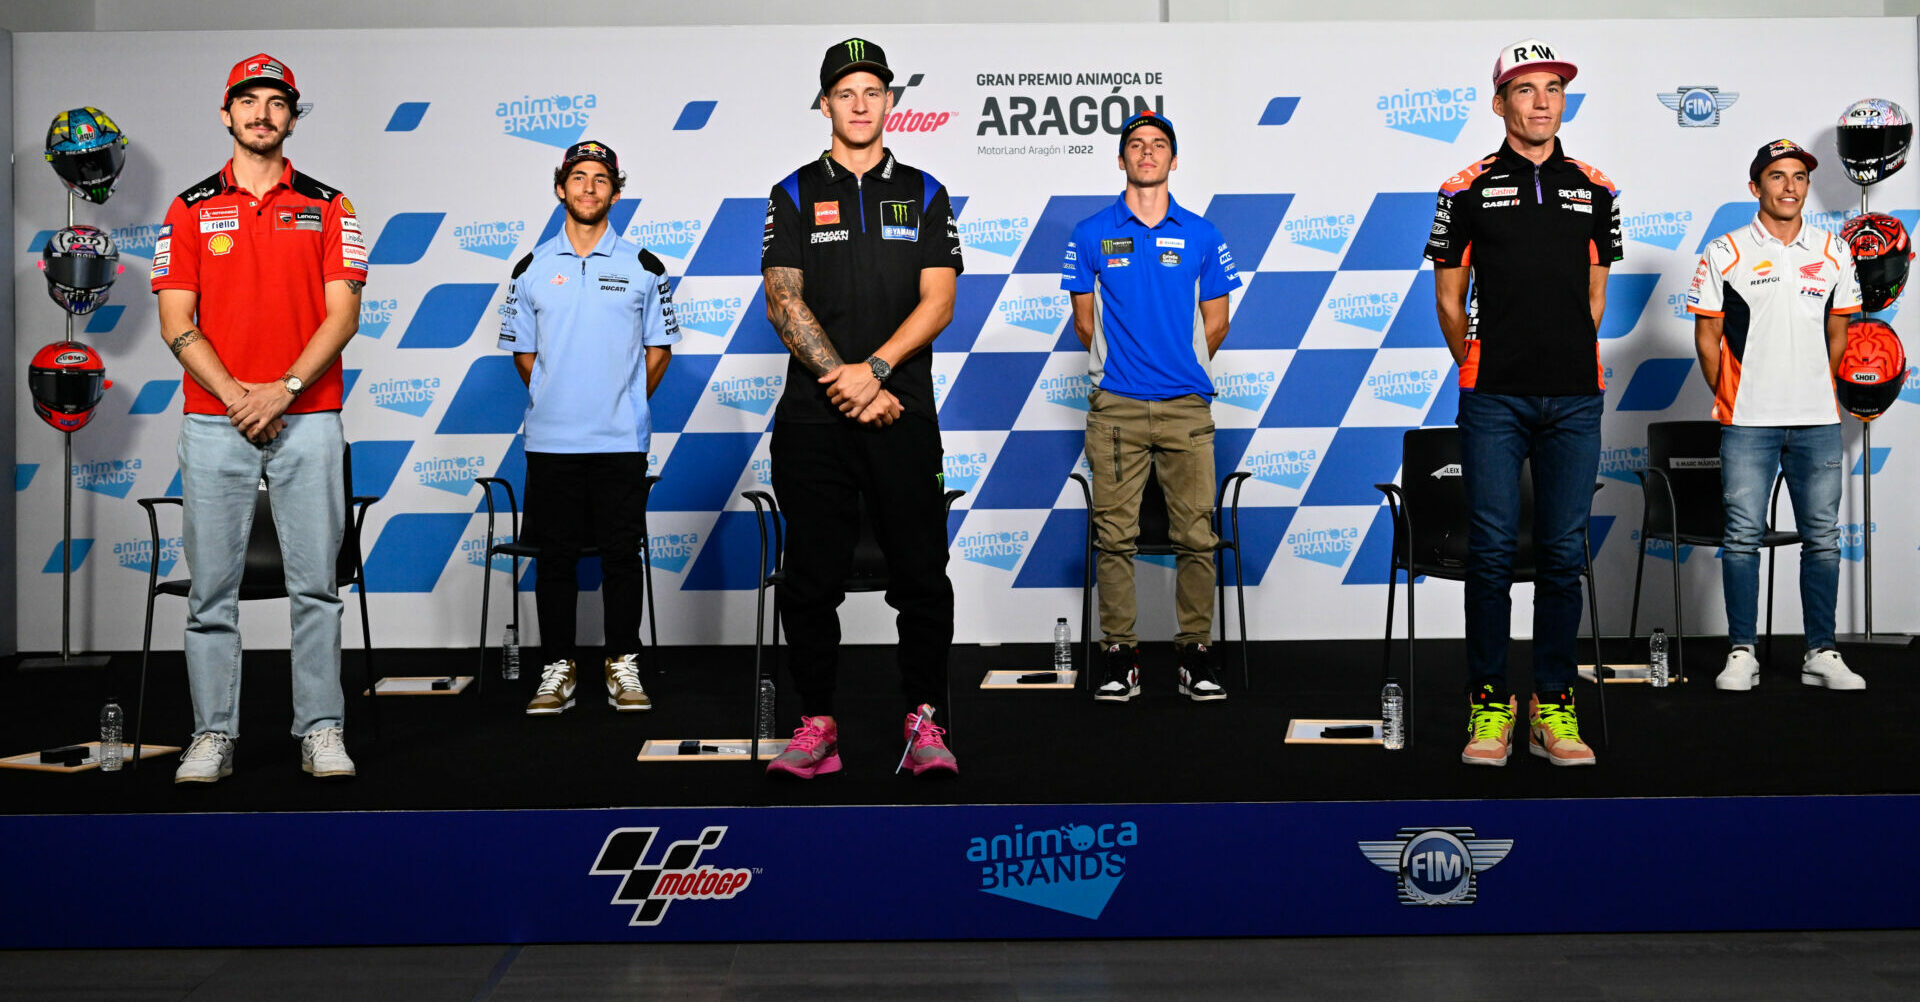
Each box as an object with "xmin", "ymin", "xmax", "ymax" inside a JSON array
[
  {"xmin": 1839, "ymin": 212, "xmax": 1913, "ymax": 312},
  {"xmin": 27, "ymin": 341, "xmax": 109, "ymax": 433},
  {"xmin": 41, "ymin": 225, "xmax": 120, "ymax": 316},
  {"xmin": 43, "ymin": 107, "xmax": 128, "ymax": 204},
  {"xmin": 1836, "ymin": 319, "xmax": 1908, "ymax": 421},
  {"xmin": 1836, "ymin": 98, "xmax": 1912, "ymax": 186}
]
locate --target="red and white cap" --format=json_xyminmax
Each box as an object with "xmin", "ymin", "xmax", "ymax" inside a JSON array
[
  {"xmin": 1492, "ymin": 39, "xmax": 1577, "ymax": 88},
  {"xmin": 224, "ymin": 52, "xmax": 299, "ymax": 106}
]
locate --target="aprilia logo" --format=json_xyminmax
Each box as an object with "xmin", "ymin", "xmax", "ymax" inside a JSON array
[{"xmin": 590, "ymin": 826, "xmax": 753, "ymax": 926}]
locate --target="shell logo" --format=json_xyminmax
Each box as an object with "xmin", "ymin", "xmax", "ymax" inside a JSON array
[{"xmin": 209, "ymin": 233, "xmax": 235, "ymax": 255}]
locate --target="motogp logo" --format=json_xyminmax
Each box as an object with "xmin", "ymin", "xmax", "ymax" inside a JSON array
[{"xmin": 590, "ymin": 826, "xmax": 753, "ymax": 927}]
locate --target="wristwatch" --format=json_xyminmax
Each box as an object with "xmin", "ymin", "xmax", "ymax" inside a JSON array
[
  {"xmin": 280, "ymin": 373, "xmax": 305, "ymax": 397},
  {"xmin": 865, "ymin": 356, "xmax": 892, "ymax": 383}
]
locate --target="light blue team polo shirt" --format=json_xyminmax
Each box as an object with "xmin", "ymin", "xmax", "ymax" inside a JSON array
[
  {"xmin": 1060, "ymin": 194, "xmax": 1241, "ymax": 401},
  {"xmin": 497, "ymin": 228, "xmax": 680, "ymax": 453}
]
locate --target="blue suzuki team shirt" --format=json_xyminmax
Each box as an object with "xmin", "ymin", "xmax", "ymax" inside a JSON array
[
  {"xmin": 497, "ymin": 228, "xmax": 680, "ymax": 454},
  {"xmin": 1060, "ymin": 195, "xmax": 1240, "ymax": 401}
]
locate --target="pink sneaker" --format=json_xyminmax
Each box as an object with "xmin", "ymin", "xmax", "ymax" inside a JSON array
[
  {"xmin": 900, "ymin": 704, "xmax": 958, "ymax": 777},
  {"xmin": 765, "ymin": 716, "xmax": 841, "ymax": 779}
]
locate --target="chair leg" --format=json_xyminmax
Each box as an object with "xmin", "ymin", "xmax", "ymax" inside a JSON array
[
  {"xmin": 1668, "ymin": 532, "xmax": 1684, "ymax": 684},
  {"xmin": 1234, "ymin": 549, "xmax": 1249, "ymax": 692},
  {"xmin": 644, "ymin": 538, "xmax": 659, "ymax": 654},
  {"xmin": 1405, "ymin": 572, "xmax": 1418, "ymax": 748},
  {"xmin": 1585, "ymin": 566, "xmax": 1609, "ymax": 749},
  {"xmin": 1764, "ymin": 547, "xmax": 1778, "ymax": 671},
  {"xmin": 478, "ymin": 551, "xmax": 495, "ymax": 689},
  {"xmin": 1381, "ymin": 565, "xmax": 1398, "ymax": 683},
  {"xmin": 1081, "ymin": 533, "xmax": 1095, "ymax": 693},
  {"xmin": 358, "ymin": 584, "xmax": 378, "ymax": 741},
  {"xmin": 751, "ymin": 583, "xmax": 769, "ymax": 764},
  {"xmin": 1629, "ymin": 536, "xmax": 1648, "ymax": 640},
  {"xmin": 133, "ymin": 593, "xmax": 157, "ymax": 769}
]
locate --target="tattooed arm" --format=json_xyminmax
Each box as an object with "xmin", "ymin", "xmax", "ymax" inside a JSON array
[{"xmin": 762, "ymin": 266, "xmax": 844, "ymax": 376}]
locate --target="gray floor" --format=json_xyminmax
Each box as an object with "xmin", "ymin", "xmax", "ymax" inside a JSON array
[{"xmin": 3, "ymin": 931, "xmax": 1916, "ymax": 1001}]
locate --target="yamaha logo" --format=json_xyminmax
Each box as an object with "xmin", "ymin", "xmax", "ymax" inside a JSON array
[{"xmin": 1357, "ymin": 827, "xmax": 1512, "ymax": 906}]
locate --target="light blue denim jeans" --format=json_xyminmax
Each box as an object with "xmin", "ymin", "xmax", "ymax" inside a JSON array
[
  {"xmin": 1719, "ymin": 423, "xmax": 1842, "ymax": 650},
  {"xmin": 178, "ymin": 412, "xmax": 346, "ymax": 738}
]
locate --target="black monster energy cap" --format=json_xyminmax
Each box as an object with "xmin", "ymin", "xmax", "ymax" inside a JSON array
[{"xmin": 820, "ymin": 37, "xmax": 893, "ymax": 92}]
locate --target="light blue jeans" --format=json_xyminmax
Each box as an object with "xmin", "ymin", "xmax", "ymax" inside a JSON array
[
  {"xmin": 178, "ymin": 412, "xmax": 346, "ymax": 738},
  {"xmin": 1720, "ymin": 423, "xmax": 1842, "ymax": 650}
]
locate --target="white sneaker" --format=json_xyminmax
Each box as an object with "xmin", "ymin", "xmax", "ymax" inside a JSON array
[
  {"xmin": 300, "ymin": 726, "xmax": 357, "ymax": 778},
  {"xmin": 1715, "ymin": 647, "xmax": 1760, "ymax": 691},
  {"xmin": 175, "ymin": 732, "xmax": 234, "ymax": 784},
  {"xmin": 1801, "ymin": 648, "xmax": 1866, "ymax": 690}
]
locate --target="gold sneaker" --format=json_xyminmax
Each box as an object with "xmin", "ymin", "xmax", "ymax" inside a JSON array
[
  {"xmin": 525, "ymin": 659, "xmax": 577, "ymax": 716},
  {"xmin": 605, "ymin": 654, "xmax": 652, "ymax": 712}
]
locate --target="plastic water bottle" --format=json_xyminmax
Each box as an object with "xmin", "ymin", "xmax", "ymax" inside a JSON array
[
  {"xmin": 98, "ymin": 699, "xmax": 124, "ymax": 772},
  {"xmin": 502, "ymin": 625, "xmax": 520, "ymax": 681},
  {"xmin": 1649, "ymin": 629, "xmax": 1670, "ymax": 688},
  {"xmin": 1052, "ymin": 618, "xmax": 1073, "ymax": 674},
  {"xmin": 757, "ymin": 678, "xmax": 777, "ymax": 739},
  {"xmin": 1380, "ymin": 682, "xmax": 1405, "ymax": 750}
]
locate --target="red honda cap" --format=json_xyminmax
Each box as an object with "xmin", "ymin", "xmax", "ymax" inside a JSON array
[{"xmin": 224, "ymin": 53, "xmax": 299, "ymax": 107}]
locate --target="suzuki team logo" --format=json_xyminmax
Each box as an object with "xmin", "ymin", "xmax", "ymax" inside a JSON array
[
  {"xmin": 1215, "ymin": 370, "xmax": 1276, "ymax": 411},
  {"xmin": 1379, "ymin": 85, "xmax": 1477, "ymax": 142},
  {"xmin": 628, "ymin": 219, "xmax": 704, "ymax": 259},
  {"xmin": 958, "ymin": 528, "xmax": 1029, "ymax": 571},
  {"xmin": 961, "ymin": 215, "xmax": 1030, "ymax": 257},
  {"xmin": 998, "ymin": 292, "xmax": 1069, "ymax": 335},
  {"xmin": 971, "ymin": 820, "xmax": 1136, "ymax": 920},
  {"xmin": 1285, "ymin": 212, "xmax": 1356, "ymax": 253},
  {"xmin": 676, "ymin": 295, "xmax": 745, "ymax": 336},
  {"xmin": 590, "ymin": 826, "xmax": 752, "ymax": 927},
  {"xmin": 1623, "ymin": 210, "xmax": 1692, "ymax": 250},
  {"xmin": 369, "ymin": 376, "xmax": 439, "ymax": 417},
  {"xmin": 454, "ymin": 220, "xmax": 524, "ymax": 260},
  {"xmin": 496, "ymin": 92, "xmax": 598, "ymax": 147},
  {"xmin": 1357, "ymin": 827, "xmax": 1512, "ymax": 906},
  {"xmin": 1658, "ymin": 86, "xmax": 1739, "ymax": 128}
]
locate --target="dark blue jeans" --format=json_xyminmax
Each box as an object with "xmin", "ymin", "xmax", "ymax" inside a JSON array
[
  {"xmin": 1719, "ymin": 423, "xmax": 1842, "ymax": 649},
  {"xmin": 1457, "ymin": 392, "xmax": 1603, "ymax": 693}
]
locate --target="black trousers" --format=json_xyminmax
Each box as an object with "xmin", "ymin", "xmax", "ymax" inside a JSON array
[
  {"xmin": 522, "ymin": 451, "xmax": 650, "ymax": 666},
  {"xmin": 770, "ymin": 415, "xmax": 953, "ymax": 719}
]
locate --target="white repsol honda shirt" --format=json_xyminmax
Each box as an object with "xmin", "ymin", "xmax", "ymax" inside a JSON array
[{"xmin": 1686, "ymin": 215, "xmax": 1862, "ymax": 426}]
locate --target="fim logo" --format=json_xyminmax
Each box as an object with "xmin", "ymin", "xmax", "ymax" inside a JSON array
[
  {"xmin": 369, "ymin": 375, "xmax": 439, "ymax": 417},
  {"xmin": 460, "ymin": 534, "xmax": 519, "ymax": 573},
  {"xmin": 454, "ymin": 220, "xmax": 524, "ymax": 260},
  {"xmin": 73, "ymin": 458, "xmax": 141, "ymax": 499},
  {"xmin": 1358, "ymin": 827, "xmax": 1512, "ymax": 906},
  {"xmin": 1040, "ymin": 372, "xmax": 1093, "ymax": 411},
  {"xmin": 1215, "ymin": 370, "xmax": 1276, "ymax": 412},
  {"xmin": 959, "ymin": 529, "xmax": 1029, "ymax": 571},
  {"xmin": 1380, "ymin": 86, "xmax": 1477, "ymax": 143},
  {"xmin": 1247, "ymin": 447, "xmax": 1317, "ymax": 489},
  {"xmin": 1327, "ymin": 290, "xmax": 1401, "ymax": 332},
  {"xmin": 944, "ymin": 451, "xmax": 989, "ymax": 493},
  {"xmin": 115, "ymin": 535, "xmax": 182, "ymax": 577},
  {"xmin": 648, "ymin": 531, "xmax": 700, "ymax": 573},
  {"xmin": 711, "ymin": 374, "xmax": 782, "ymax": 415},
  {"xmin": 1624, "ymin": 210, "xmax": 1692, "ymax": 250},
  {"xmin": 628, "ymin": 219, "xmax": 705, "ymax": 259},
  {"xmin": 590, "ymin": 826, "xmax": 752, "ymax": 927},
  {"xmin": 414, "ymin": 454, "xmax": 486, "ymax": 495},
  {"xmin": 961, "ymin": 216, "xmax": 1031, "ymax": 257},
  {"xmin": 1368, "ymin": 368, "xmax": 1440, "ymax": 409},
  {"xmin": 998, "ymin": 293, "xmax": 1068, "ymax": 335},
  {"xmin": 1658, "ymin": 87, "xmax": 1738, "ymax": 128},
  {"xmin": 677, "ymin": 295, "xmax": 744, "ymax": 336},
  {"xmin": 1285, "ymin": 212, "xmax": 1357, "ymax": 254},
  {"xmin": 360, "ymin": 297, "xmax": 398, "ymax": 339},
  {"xmin": 972, "ymin": 820, "xmax": 1136, "ymax": 921},
  {"xmin": 1288, "ymin": 525, "xmax": 1360, "ymax": 569},
  {"xmin": 496, "ymin": 91, "xmax": 597, "ymax": 148}
]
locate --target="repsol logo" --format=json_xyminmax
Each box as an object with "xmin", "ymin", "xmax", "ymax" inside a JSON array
[
  {"xmin": 74, "ymin": 458, "xmax": 141, "ymax": 499},
  {"xmin": 958, "ymin": 529, "xmax": 1030, "ymax": 571},
  {"xmin": 1624, "ymin": 210, "xmax": 1691, "ymax": 250},
  {"xmin": 454, "ymin": 220, "xmax": 524, "ymax": 260},
  {"xmin": 1038, "ymin": 372, "xmax": 1093, "ymax": 410},
  {"xmin": 1380, "ymin": 86, "xmax": 1477, "ymax": 142},
  {"xmin": 368, "ymin": 375, "xmax": 440, "ymax": 418},
  {"xmin": 627, "ymin": 219, "xmax": 704, "ymax": 259},
  {"xmin": 414, "ymin": 454, "xmax": 487, "ymax": 494},
  {"xmin": 1247, "ymin": 448, "xmax": 1317, "ymax": 489},
  {"xmin": 978, "ymin": 89, "xmax": 1166, "ymax": 137},
  {"xmin": 496, "ymin": 92, "xmax": 597, "ymax": 147},
  {"xmin": 999, "ymin": 293, "xmax": 1068, "ymax": 334},
  {"xmin": 961, "ymin": 216, "xmax": 1032, "ymax": 257},
  {"xmin": 1285, "ymin": 212, "xmax": 1356, "ymax": 253},
  {"xmin": 1368, "ymin": 369, "xmax": 1440, "ymax": 409},
  {"xmin": 114, "ymin": 534, "xmax": 182, "ymax": 576},
  {"xmin": 1287, "ymin": 525, "xmax": 1360, "ymax": 568},
  {"xmin": 711, "ymin": 375, "xmax": 782, "ymax": 415}
]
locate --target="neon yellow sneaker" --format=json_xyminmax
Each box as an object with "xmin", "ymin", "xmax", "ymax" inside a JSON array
[
  {"xmin": 1461, "ymin": 685, "xmax": 1516, "ymax": 766},
  {"xmin": 1529, "ymin": 691, "xmax": 1596, "ymax": 766}
]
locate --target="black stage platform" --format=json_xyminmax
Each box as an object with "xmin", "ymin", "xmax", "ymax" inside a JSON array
[{"xmin": 7, "ymin": 638, "xmax": 1916, "ymax": 815}]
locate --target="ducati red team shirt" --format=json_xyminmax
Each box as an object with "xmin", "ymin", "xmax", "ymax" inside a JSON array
[
  {"xmin": 1425, "ymin": 138, "xmax": 1622, "ymax": 396},
  {"xmin": 150, "ymin": 158, "xmax": 368, "ymax": 414}
]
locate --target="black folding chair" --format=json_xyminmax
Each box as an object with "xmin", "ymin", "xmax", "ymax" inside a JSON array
[
  {"xmin": 742, "ymin": 487, "xmax": 964, "ymax": 763},
  {"xmin": 1375, "ymin": 427, "xmax": 1608, "ymax": 747},
  {"xmin": 474, "ymin": 474, "xmax": 659, "ymax": 693},
  {"xmin": 1630, "ymin": 420, "xmax": 1798, "ymax": 679},
  {"xmin": 133, "ymin": 443, "xmax": 379, "ymax": 766},
  {"xmin": 1069, "ymin": 467, "xmax": 1252, "ymax": 691}
]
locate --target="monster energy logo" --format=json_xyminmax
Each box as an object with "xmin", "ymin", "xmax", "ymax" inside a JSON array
[
  {"xmin": 889, "ymin": 203, "xmax": 910, "ymax": 224},
  {"xmin": 881, "ymin": 200, "xmax": 918, "ymax": 240},
  {"xmin": 845, "ymin": 39, "xmax": 868, "ymax": 61}
]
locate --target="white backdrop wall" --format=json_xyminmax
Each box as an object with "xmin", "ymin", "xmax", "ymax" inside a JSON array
[{"xmin": 12, "ymin": 20, "xmax": 1920, "ymax": 651}]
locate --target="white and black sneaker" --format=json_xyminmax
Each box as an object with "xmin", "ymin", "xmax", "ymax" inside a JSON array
[
  {"xmin": 1177, "ymin": 643, "xmax": 1228, "ymax": 702},
  {"xmin": 1094, "ymin": 643, "xmax": 1140, "ymax": 702}
]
